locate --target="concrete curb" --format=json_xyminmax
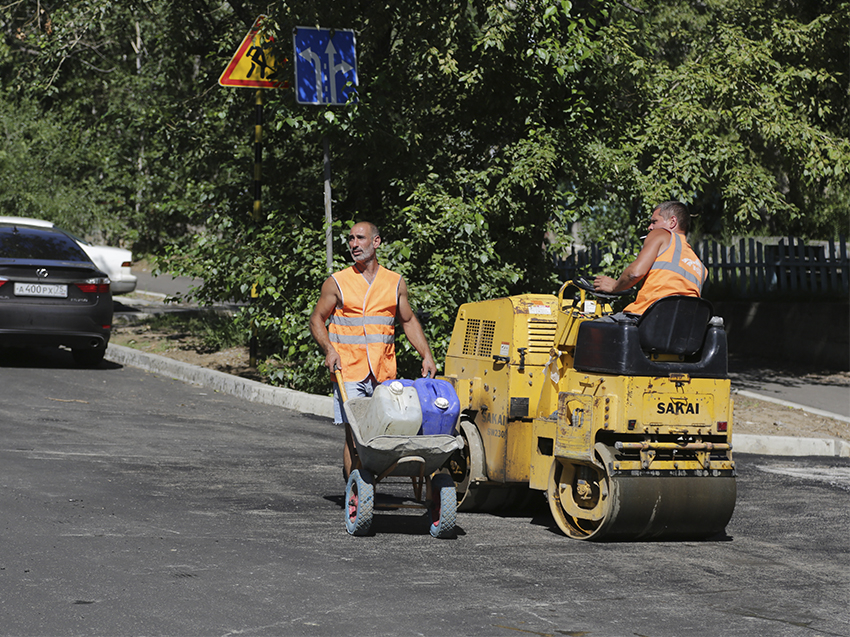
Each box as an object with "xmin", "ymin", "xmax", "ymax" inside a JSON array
[
  {"xmin": 732, "ymin": 433, "xmax": 850, "ymax": 458},
  {"xmin": 105, "ymin": 343, "xmax": 848, "ymax": 458}
]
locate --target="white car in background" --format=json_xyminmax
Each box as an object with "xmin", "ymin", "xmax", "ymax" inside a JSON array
[{"xmin": 0, "ymin": 217, "xmax": 137, "ymax": 295}]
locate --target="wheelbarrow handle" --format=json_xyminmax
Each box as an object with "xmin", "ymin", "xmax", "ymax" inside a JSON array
[{"xmin": 334, "ymin": 368, "xmax": 349, "ymax": 404}]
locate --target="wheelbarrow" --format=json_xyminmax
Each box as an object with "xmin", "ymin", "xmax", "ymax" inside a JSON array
[{"xmin": 336, "ymin": 371, "xmax": 464, "ymax": 538}]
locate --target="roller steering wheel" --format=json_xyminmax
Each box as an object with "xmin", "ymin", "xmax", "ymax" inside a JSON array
[{"xmin": 572, "ymin": 275, "xmax": 632, "ymax": 301}]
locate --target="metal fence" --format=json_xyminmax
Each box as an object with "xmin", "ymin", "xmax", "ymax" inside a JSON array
[{"xmin": 555, "ymin": 236, "xmax": 849, "ymax": 299}]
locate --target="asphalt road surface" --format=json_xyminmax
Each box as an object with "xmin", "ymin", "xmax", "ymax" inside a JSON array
[
  {"xmin": 1, "ymin": 347, "xmax": 848, "ymax": 637},
  {"xmin": 728, "ymin": 358, "xmax": 850, "ymax": 419}
]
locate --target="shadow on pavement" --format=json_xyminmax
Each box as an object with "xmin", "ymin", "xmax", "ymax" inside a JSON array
[
  {"xmin": 728, "ymin": 354, "xmax": 849, "ymax": 390},
  {"xmin": 0, "ymin": 346, "xmax": 121, "ymax": 370}
]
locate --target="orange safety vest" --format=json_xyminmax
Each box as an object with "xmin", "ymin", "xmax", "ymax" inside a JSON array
[
  {"xmin": 625, "ymin": 230, "xmax": 707, "ymax": 315},
  {"xmin": 328, "ymin": 265, "xmax": 401, "ymax": 383}
]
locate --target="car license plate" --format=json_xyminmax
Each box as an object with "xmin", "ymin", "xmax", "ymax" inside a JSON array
[{"xmin": 14, "ymin": 282, "xmax": 68, "ymax": 298}]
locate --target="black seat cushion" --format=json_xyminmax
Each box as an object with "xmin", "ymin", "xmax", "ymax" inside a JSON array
[{"xmin": 636, "ymin": 296, "xmax": 713, "ymax": 356}]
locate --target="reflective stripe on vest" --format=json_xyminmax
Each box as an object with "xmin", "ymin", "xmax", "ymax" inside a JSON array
[
  {"xmin": 329, "ymin": 265, "xmax": 400, "ymax": 383},
  {"xmin": 329, "ymin": 315, "xmax": 395, "ymax": 329},
  {"xmin": 329, "ymin": 331, "xmax": 394, "ymax": 345},
  {"xmin": 650, "ymin": 232, "xmax": 706, "ymax": 291}
]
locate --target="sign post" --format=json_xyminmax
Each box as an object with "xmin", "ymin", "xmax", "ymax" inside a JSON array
[
  {"xmin": 293, "ymin": 27, "xmax": 358, "ymax": 273},
  {"xmin": 219, "ymin": 16, "xmax": 287, "ymax": 366},
  {"xmin": 220, "ymin": 15, "xmax": 289, "ymax": 224}
]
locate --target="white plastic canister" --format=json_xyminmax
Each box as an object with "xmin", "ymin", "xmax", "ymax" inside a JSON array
[{"xmin": 359, "ymin": 381, "xmax": 422, "ymax": 441}]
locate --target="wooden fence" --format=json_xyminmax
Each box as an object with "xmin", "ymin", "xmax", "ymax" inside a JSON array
[{"xmin": 555, "ymin": 236, "xmax": 849, "ymax": 299}]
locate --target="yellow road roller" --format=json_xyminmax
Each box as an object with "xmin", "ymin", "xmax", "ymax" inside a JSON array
[{"xmin": 442, "ymin": 278, "xmax": 736, "ymax": 540}]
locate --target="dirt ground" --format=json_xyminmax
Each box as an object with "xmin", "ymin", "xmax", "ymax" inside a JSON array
[{"xmin": 109, "ymin": 318, "xmax": 850, "ymax": 443}]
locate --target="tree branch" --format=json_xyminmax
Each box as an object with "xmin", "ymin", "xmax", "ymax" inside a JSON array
[{"xmin": 618, "ymin": 1, "xmax": 646, "ymax": 15}]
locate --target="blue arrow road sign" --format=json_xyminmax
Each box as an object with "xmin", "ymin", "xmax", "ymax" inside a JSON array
[{"xmin": 293, "ymin": 27, "xmax": 358, "ymax": 106}]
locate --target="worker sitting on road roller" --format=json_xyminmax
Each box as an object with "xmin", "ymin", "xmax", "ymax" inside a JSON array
[{"xmin": 592, "ymin": 201, "xmax": 707, "ymax": 323}]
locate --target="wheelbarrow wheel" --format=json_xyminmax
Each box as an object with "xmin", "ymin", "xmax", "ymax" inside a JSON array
[
  {"xmin": 429, "ymin": 473, "xmax": 457, "ymax": 539},
  {"xmin": 345, "ymin": 469, "xmax": 374, "ymax": 536}
]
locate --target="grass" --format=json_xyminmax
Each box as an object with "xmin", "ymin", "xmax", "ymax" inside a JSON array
[{"xmin": 129, "ymin": 310, "xmax": 246, "ymax": 353}]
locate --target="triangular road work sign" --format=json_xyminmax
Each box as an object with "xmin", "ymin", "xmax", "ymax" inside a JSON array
[{"xmin": 219, "ymin": 15, "xmax": 288, "ymax": 89}]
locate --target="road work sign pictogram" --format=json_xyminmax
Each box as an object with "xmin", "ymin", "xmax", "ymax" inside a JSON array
[{"xmin": 219, "ymin": 15, "xmax": 288, "ymax": 89}]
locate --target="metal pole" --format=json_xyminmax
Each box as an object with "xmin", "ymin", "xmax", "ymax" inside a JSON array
[
  {"xmin": 253, "ymin": 90, "xmax": 263, "ymax": 223},
  {"xmin": 250, "ymin": 89, "xmax": 263, "ymax": 366},
  {"xmin": 324, "ymin": 134, "xmax": 333, "ymax": 274}
]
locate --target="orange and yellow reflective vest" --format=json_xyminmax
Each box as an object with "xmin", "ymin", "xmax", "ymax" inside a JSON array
[
  {"xmin": 328, "ymin": 265, "xmax": 401, "ymax": 383},
  {"xmin": 625, "ymin": 230, "xmax": 707, "ymax": 315}
]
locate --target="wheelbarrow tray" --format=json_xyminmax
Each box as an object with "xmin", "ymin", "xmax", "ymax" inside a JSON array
[{"xmin": 344, "ymin": 397, "xmax": 464, "ymax": 478}]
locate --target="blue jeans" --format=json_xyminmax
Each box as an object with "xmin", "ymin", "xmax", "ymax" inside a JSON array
[{"xmin": 333, "ymin": 373, "xmax": 379, "ymax": 425}]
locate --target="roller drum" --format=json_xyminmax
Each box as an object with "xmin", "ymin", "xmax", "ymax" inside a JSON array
[
  {"xmin": 593, "ymin": 474, "xmax": 737, "ymax": 541},
  {"xmin": 549, "ymin": 450, "xmax": 737, "ymax": 541}
]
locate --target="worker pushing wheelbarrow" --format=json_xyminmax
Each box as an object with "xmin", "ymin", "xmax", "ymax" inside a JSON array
[
  {"xmin": 306, "ymin": 220, "xmax": 460, "ymax": 536},
  {"xmin": 336, "ymin": 371, "xmax": 464, "ymax": 538}
]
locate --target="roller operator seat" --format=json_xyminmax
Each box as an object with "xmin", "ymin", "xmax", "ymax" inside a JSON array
[{"xmin": 573, "ymin": 295, "xmax": 728, "ymax": 378}]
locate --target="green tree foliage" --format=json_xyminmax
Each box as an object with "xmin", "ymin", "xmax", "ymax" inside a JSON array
[
  {"xmin": 586, "ymin": 0, "xmax": 850, "ymax": 239},
  {"xmin": 1, "ymin": 0, "xmax": 847, "ymax": 393},
  {"xmin": 0, "ymin": 97, "xmax": 105, "ymax": 229},
  {"xmin": 0, "ymin": 0, "xmax": 255, "ymax": 247}
]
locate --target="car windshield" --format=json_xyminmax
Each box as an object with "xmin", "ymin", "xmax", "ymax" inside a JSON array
[{"xmin": 0, "ymin": 225, "xmax": 91, "ymax": 262}]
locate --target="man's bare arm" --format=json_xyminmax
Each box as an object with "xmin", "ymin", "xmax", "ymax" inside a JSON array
[
  {"xmin": 594, "ymin": 229, "xmax": 671, "ymax": 293},
  {"xmin": 396, "ymin": 277, "xmax": 437, "ymax": 378},
  {"xmin": 309, "ymin": 277, "xmax": 343, "ymax": 372}
]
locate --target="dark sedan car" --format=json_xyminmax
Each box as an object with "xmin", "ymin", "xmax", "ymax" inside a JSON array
[{"xmin": 0, "ymin": 222, "xmax": 112, "ymax": 367}]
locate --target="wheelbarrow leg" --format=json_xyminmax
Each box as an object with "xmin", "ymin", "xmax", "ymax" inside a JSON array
[
  {"xmin": 343, "ymin": 423, "xmax": 359, "ymax": 482},
  {"xmin": 411, "ymin": 464, "xmax": 426, "ymax": 502},
  {"xmin": 335, "ymin": 369, "xmax": 360, "ymax": 482}
]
